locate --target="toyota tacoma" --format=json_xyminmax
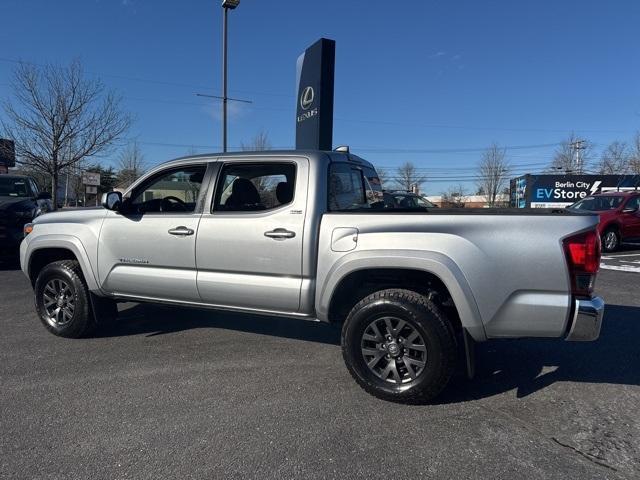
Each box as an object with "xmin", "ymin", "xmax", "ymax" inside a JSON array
[{"xmin": 20, "ymin": 150, "xmax": 605, "ymax": 402}]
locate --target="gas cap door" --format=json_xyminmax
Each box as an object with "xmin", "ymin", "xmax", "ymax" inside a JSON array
[{"xmin": 331, "ymin": 227, "xmax": 359, "ymax": 252}]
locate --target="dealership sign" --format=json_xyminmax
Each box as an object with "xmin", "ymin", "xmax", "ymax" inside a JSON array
[
  {"xmin": 511, "ymin": 174, "xmax": 640, "ymax": 208},
  {"xmin": 295, "ymin": 38, "xmax": 335, "ymax": 150}
]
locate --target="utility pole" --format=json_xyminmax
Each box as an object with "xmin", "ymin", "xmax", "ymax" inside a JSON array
[
  {"xmin": 571, "ymin": 139, "xmax": 586, "ymax": 174},
  {"xmin": 222, "ymin": 4, "xmax": 228, "ymax": 152},
  {"xmin": 221, "ymin": 0, "xmax": 241, "ymax": 152}
]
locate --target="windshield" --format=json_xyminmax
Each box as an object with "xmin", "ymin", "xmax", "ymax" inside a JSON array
[
  {"xmin": 570, "ymin": 195, "xmax": 624, "ymax": 211},
  {"xmin": 0, "ymin": 177, "xmax": 32, "ymax": 197}
]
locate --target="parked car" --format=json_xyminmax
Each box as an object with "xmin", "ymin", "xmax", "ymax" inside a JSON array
[
  {"xmin": 20, "ymin": 150, "xmax": 604, "ymax": 402},
  {"xmin": 383, "ymin": 191, "xmax": 437, "ymax": 209},
  {"xmin": 568, "ymin": 191, "xmax": 640, "ymax": 252},
  {"xmin": 0, "ymin": 175, "xmax": 52, "ymax": 258}
]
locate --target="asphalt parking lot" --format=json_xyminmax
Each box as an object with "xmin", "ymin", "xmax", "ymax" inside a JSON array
[{"xmin": 1, "ymin": 254, "xmax": 639, "ymax": 480}]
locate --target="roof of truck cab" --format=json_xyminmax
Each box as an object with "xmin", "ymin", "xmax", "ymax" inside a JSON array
[{"xmin": 159, "ymin": 150, "xmax": 375, "ymax": 169}]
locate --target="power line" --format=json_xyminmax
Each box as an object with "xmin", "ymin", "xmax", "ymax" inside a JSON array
[
  {"xmin": 0, "ymin": 57, "xmax": 292, "ymax": 99},
  {"xmin": 1, "ymin": 57, "xmax": 635, "ymax": 136}
]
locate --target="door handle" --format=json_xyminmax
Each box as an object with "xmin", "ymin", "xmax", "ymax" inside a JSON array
[
  {"xmin": 168, "ymin": 226, "xmax": 194, "ymax": 236},
  {"xmin": 264, "ymin": 228, "xmax": 296, "ymax": 240}
]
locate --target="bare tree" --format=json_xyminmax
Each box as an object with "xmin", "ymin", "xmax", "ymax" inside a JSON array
[
  {"xmin": 395, "ymin": 162, "xmax": 427, "ymax": 192},
  {"xmin": 241, "ymin": 130, "xmax": 271, "ymax": 151},
  {"xmin": 2, "ymin": 60, "xmax": 131, "ymax": 208},
  {"xmin": 628, "ymin": 132, "xmax": 640, "ymax": 174},
  {"xmin": 441, "ymin": 184, "xmax": 468, "ymax": 208},
  {"xmin": 477, "ymin": 143, "xmax": 511, "ymax": 207},
  {"xmin": 117, "ymin": 141, "xmax": 146, "ymax": 188},
  {"xmin": 597, "ymin": 141, "xmax": 630, "ymax": 174},
  {"xmin": 547, "ymin": 133, "xmax": 593, "ymax": 174},
  {"xmin": 375, "ymin": 167, "xmax": 389, "ymax": 187}
]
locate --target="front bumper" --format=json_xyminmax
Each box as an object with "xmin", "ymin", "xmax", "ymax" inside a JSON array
[{"xmin": 565, "ymin": 297, "xmax": 605, "ymax": 341}]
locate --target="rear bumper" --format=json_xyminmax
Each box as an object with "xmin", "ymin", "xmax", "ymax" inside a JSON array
[{"xmin": 565, "ymin": 297, "xmax": 605, "ymax": 341}]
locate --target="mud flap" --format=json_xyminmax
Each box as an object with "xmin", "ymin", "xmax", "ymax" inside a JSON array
[
  {"xmin": 463, "ymin": 328, "xmax": 476, "ymax": 379},
  {"xmin": 89, "ymin": 292, "xmax": 118, "ymax": 325}
]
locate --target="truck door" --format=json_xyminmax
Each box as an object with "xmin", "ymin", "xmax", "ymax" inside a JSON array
[
  {"xmin": 98, "ymin": 163, "xmax": 208, "ymax": 302},
  {"xmin": 196, "ymin": 158, "xmax": 307, "ymax": 313}
]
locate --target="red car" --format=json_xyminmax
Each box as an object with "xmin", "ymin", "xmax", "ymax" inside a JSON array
[{"xmin": 569, "ymin": 191, "xmax": 640, "ymax": 252}]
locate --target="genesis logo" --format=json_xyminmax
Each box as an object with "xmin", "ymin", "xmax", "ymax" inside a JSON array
[{"xmin": 300, "ymin": 86, "xmax": 314, "ymax": 110}]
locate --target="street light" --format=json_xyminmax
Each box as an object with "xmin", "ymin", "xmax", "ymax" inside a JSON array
[{"xmin": 221, "ymin": 0, "xmax": 240, "ymax": 152}]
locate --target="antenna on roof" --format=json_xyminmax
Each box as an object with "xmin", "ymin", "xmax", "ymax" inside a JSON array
[{"xmin": 334, "ymin": 145, "xmax": 349, "ymax": 153}]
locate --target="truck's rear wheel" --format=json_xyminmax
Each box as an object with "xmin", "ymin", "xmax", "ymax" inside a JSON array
[
  {"xmin": 35, "ymin": 260, "xmax": 96, "ymax": 338},
  {"xmin": 341, "ymin": 289, "xmax": 457, "ymax": 403}
]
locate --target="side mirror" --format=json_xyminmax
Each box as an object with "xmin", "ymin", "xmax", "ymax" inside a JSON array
[
  {"xmin": 102, "ymin": 191, "xmax": 122, "ymax": 211},
  {"xmin": 37, "ymin": 191, "xmax": 51, "ymax": 200},
  {"xmin": 622, "ymin": 206, "xmax": 639, "ymax": 214}
]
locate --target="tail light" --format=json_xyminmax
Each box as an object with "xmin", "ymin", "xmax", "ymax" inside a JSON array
[{"xmin": 563, "ymin": 230, "xmax": 601, "ymax": 297}]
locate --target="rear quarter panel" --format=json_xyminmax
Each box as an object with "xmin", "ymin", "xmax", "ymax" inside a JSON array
[{"xmin": 316, "ymin": 212, "xmax": 599, "ymax": 341}]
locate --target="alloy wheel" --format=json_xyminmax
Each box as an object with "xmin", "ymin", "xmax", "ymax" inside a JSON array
[
  {"xmin": 42, "ymin": 279, "xmax": 75, "ymax": 327},
  {"xmin": 604, "ymin": 231, "xmax": 618, "ymax": 251},
  {"xmin": 360, "ymin": 316, "xmax": 427, "ymax": 384}
]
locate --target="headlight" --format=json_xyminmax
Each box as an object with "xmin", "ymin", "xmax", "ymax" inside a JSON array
[{"xmin": 23, "ymin": 223, "xmax": 34, "ymax": 237}]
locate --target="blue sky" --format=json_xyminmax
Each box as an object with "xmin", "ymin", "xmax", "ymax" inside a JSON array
[{"xmin": 1, "ymin": 0, "xmax": 639, "ymax": 194}]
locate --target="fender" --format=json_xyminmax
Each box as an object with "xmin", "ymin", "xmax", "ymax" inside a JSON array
[
  {"xmin": 22, "ymin": 234, "xmax": 102, "ymax": 293},
  {"xmin": 316, "ymin": 249, "xmax": 487, "ymax": 342}
]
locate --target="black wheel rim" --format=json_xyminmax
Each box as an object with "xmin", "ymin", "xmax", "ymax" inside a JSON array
[
  {"xmin": 42, "ymin": 279, "xmax": 75, "ymax": 327},
  {"xmin": 361, "ymin": 316, "xmax": 427, "ymax": 384}
]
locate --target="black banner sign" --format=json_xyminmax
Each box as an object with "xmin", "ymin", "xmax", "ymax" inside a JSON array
[
  {"xmin": 295, "ymin": 38, "xmax": 335, "ymax": 150},
  {"xmin": 511, "ymin": 174, "xmax": 640, "ymax": 208}
]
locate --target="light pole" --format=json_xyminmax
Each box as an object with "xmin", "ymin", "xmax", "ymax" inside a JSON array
[{"xmin": 221, "ymin": 0, "xmax": 240, "ymax": 152}]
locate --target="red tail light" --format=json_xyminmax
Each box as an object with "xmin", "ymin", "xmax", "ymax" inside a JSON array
[{"xmin": 563, "ymin": 230, "xmax": 601, "ymax": 297}]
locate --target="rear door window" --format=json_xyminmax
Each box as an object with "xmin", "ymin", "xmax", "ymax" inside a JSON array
[
  {"xmin": 213, "ymin": 163, "xmax": 296, "ymax": 212},
  {"xmin": 328, "ymin": 163, "xmax": 368, "ymax": 211}
]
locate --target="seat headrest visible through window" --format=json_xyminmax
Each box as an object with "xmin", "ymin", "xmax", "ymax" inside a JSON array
[
  {"xmin": 276, "ymin": 182, "xmax": 293, "ymax": 204},
  {"xmin": 225, "ymin": 178, "xmax": 261, "ymax": 208},
  {"xmin": 189, "ymin": 171, "xmax": 204, "ymax": 184}
]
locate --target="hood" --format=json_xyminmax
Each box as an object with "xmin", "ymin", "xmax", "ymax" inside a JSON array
[
  {"xmin": 33, "ymin": 206, "xmax": 106, "ymax": 225},
  {"xmin": 0, "ymin": 195, "xmax": 35, "ymax": 211}
]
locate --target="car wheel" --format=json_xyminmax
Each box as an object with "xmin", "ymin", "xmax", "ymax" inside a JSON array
[
  {"xmin": 34, "ymin": 260, "xmax": 96, "ymax": 338},
  {"xmin": 341, "ymin": 288, "xmax": 457, "ymax": 403},
  {"xmin": 602, "ymin": 228, "xmax": 619, "ymax": 253}
]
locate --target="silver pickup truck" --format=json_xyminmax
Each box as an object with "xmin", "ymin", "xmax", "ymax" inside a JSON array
[{"xmin": 20, "ymin": 150, "xmax": 605, "ymax": 402}]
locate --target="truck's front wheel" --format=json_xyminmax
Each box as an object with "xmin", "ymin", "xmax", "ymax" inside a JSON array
[
  {"xmin": 341, "ymin": 289, "xmax": 457, "ymax": 403},
  {"xmin": 35, "ymin": 260, "xmax": 96, "ymax": 338}
]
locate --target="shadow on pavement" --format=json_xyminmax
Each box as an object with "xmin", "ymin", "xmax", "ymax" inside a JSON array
[
  {"xmin": 99, "ymin": 302, "xmax": 639, "ymax": 402},
  {"xmin": 439, "ymin": 303, "xmax": 640, "ymax": 403},
  {"xmin": 99, "ymin": 303, "xmax": 342, "ymax": 346}
]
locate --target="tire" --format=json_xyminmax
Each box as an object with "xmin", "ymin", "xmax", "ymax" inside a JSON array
[
  {"xmin": 602, "ymin": 228, "xmax": 620, "ymax": 253},
  {"xmin": 34, "ymin": 260, "xmax": 96, "ymax": 338},
  {"xmin": 341, "ymin": 288, "xmax": 457, "ymax": 403}
]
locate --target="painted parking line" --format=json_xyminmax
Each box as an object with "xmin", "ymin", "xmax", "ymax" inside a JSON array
[
  {"xmin": 600, "ymin": 263, "xmax": 640, "ymax": 273},
  {"xmin": 601, "ymin": 253, "xmax": 640, "ymax": 259}
]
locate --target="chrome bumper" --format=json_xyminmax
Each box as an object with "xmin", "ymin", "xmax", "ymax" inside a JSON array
[{"xmin": 565, "ymin": 297, "xmax": 605, "ymax": 341}]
